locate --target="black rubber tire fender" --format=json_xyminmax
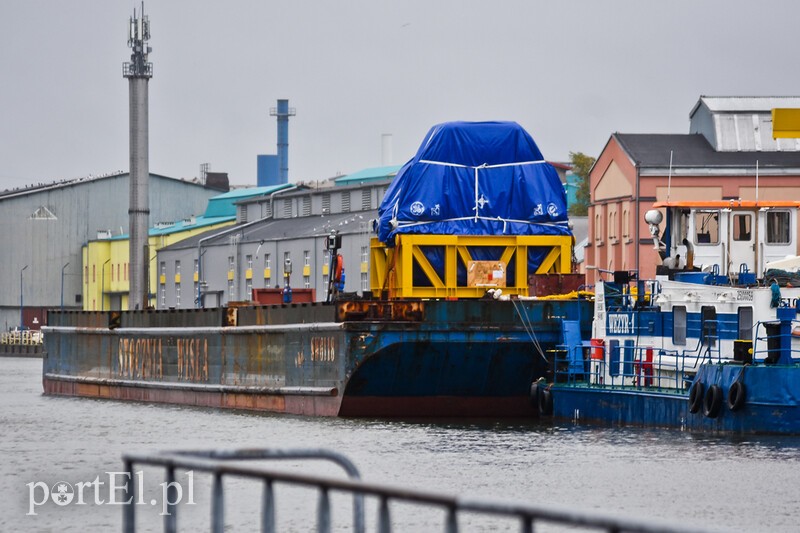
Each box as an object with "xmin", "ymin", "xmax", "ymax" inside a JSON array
[
  {"xmin": 529, "ymin": 381, "xmax": 540, "ymax": 408},
  {"xmin": 703, "ymin": 384, "xmax": 723, "ymax": 419},
  {"xmin": 727, "ymin": 381, "xmax": 746, "ymax": 412},
  {"xmin": 538, "ymin": 387, "xmax": 553, "ymax": 416},
  {"xmin": 688, "ymin": 382, "xmax": 704, "ymax": 414}
]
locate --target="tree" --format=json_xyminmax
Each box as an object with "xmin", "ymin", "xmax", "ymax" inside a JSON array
[{"xmin": 568, "ymin": 151, "xmax": 595, "ymax": 216}]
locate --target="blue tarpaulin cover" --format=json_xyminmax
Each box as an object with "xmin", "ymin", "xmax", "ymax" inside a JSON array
[{"xmin": 376, "ymin": 121, "xmax": 571, "ymax": 245}]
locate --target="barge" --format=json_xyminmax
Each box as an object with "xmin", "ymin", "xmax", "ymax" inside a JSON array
[{"xmin": 44, "ymin": 121, "xmax": 592, "ymax": 417}]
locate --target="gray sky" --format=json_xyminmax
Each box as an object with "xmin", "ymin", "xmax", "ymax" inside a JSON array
[{"xmin": 2, "ymin": 1, "xmax": 799, "ymax": 189}]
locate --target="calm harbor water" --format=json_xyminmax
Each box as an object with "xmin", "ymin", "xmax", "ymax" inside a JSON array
[{"xmin": 2, "ymin": 356, "xmax": 799, "ymax": 532}]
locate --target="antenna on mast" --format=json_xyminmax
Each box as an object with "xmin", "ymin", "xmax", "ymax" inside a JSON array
[
  {"xmin": 755, "ymin": 159, "xmax": 760, "ymax": 204},
  {"xmin": 666, "ymin": 150, "xmax": 673, "ymax": 203}
]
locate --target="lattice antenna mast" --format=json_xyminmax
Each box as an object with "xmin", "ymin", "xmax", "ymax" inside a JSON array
[{"xmin": 124, "ymin": 3, "xmax": 152, "ymax": 78}]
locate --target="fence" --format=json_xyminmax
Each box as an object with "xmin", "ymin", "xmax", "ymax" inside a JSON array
[{"xmin": 122, "ymin": 448, "xmax": 710, "ymax": 533}]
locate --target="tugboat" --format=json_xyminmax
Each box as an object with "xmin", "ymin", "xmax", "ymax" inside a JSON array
[{"xmin": 543, "ymin": 200, "xmax": 800, "ymax": 434}]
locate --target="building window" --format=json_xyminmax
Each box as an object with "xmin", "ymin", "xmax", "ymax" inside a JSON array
[
  {"xmin": 93, "ymin": 265, "xmax": 96, "ymax": 283},
  {"xmin": 194, "ymin": 259, "xmax": 199, "ymax": 275},
  {"xmin": 228, "ymin": 256, "xmax": 235, "ymax": 271},
  {"xmin": 342, "ymin": 192, "xmax": 351, "ymax": 213},
  {"xmin": 245, "ymin": 279, "xmax": 253, "ymax": 299},
  {"xmin": 228, "ymin": 279, "xmax": 235, "ymax": 300},
  {"xmin": 622, "ymin": 209, "xmax": 629, "ymax": 239},
  {"xmin": 283, "ymin": 199, "xmax": 292, "ymax": 218},
  {"xmin": 609, "ymin": 211, "xmax": 617, "ymax": 241},
  {"xmin": 302, "ymin": 196, "xmax": 311, "ymax": 216},
  {"xmin": 360, "ymin": 246, "xmax": 368, "ymax": 263},
  {"xmin": 304, "ymin": 251, "xmax": 310, "ymax": 267},
  {"xmin": 111, "ymin": 264, "xmax": 115, "ymax": 282},
  {"xmin": 176, "ymin": 284, "xmax": 181, "ymax": 308},
  {"xmin": 673, "ymin": 306, "xmax": 686, "ymax": 346},
  {"xmin": 767, "ymin": 211, "xmax": 791, "ymax": 244},
  {"xmin": 84, "ymin": 266, "xmax": 88, "ymax": 284},
  {"xmin": 264, "ymin": 253, "xmax": 272, "ymax": 287},
  {"xmin": 694, "ymin": 210, "xmax": 719, "ymax": 245},
  {"xmin": 361, "ymin": 190, "xmax": 371, "ymax": 210},
  {"xmin": 160, "ymin": 261, "xmax": 166, "ymax": 276},
  {"xmin": 594, "ymin": 212, "xmax": 603, "ymax": 242},
  {"xmin": 246, "ymin": 254, "xmax": 253, "ymax": 270},
  {"xmin": 322, "ymin": 193, "xmax": 331, "ymax": 214},
  {"xmin": 361, "ymin": 271, "xmax": 368, "ymax": 292},
  {"xmin": 117, "ymin": 264, "xmax": 120, "ymax": 282},
  {"xmin": 160, "ymin": 285, "xmax": 166, "ymax": 307},
  {"xmin": 175, "ymin": 260, "xmax": 181, "ymax": 275}
]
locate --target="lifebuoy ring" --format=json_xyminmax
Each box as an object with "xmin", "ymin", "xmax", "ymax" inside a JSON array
[
  {"xmin": 727, "ymin": 381, "xmax": 746, "ymax": 411},
  {"xmin": 688, "ymin": 382, "xmax": 704, "ymax": 414},
  {"xmin": 703, "ymin": 384, "xmax": 723, "ymax": 418},
  {"xmin": 537, "ymin": 386, "xmax": 553, "ymax": 416}
]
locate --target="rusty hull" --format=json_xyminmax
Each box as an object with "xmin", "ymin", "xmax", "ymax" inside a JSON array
[{"xmin": 43, "ymin": 298, "xmax": 592, "ymax": 417}]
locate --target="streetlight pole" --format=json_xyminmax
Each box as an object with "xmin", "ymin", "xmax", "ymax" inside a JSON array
[
  {"xmin": 20, "ymin": 265, "xmax": 28, "ymax": 329},
  {"xmin": 101, "ymin": 259, "xmax": 111, "ymax": 311},
  {"xmin": 61, "ymin": 262, "xmax": 70, "ymax": 311}
]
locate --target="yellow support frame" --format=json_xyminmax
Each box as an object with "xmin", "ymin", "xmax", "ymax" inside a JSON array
[{"xmin": 370, "ymin": 233, "xmax": 573, "ymax": 299}]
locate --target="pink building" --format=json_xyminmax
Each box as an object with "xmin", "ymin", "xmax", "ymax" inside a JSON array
[{"xmin": 585, "ymin": 96, "xmax": 800, "ymax": 283}]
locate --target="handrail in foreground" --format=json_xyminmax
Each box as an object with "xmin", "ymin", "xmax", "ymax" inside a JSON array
[{"xmin": 122, "ymin": 448, "xmax": 713, "ymax": 533}]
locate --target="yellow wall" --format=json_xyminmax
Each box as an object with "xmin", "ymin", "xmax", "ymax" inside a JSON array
[{"xmin": 82, "ymin": 221, "xmax": 234, "ymax": 310}]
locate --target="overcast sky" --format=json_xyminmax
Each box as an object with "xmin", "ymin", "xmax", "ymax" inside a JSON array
[{"xmin": 2, "ymin": 1, "xmax": 799, "ymax": 189}]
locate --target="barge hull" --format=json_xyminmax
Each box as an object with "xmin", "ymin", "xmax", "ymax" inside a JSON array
[{"xmin": 43, "ymin": 299, "xmax": 592, "ymax": 417}]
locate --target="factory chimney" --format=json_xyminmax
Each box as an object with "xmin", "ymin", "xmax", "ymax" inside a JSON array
[
  {"xmin": 123, "ymin": 2, "xmax": 152, "ymax": 310},
  {"xmin": 269, "ymin": 99, "xmax": 296, "ymax": 183}
]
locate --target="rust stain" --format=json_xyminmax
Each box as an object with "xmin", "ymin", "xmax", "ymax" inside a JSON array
[{"xmin": 336, "ymin": 300, "xmax": 424, "ymax": 322}]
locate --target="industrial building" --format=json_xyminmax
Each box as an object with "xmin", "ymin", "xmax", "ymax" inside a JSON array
[
  {"xmin": 585, "ymin": 96, "xmax": 800, "ymax": 281},
  {"xmin": 0, "ymin": 172, "xmax": 226, "ymax": 330},
  {"xmin": 80, "ymin": 184, "xmax": 300, "ymax": 310},
  {"xmin": 156, "ymin": 174, "xmax": 398, "ymax": 308}
]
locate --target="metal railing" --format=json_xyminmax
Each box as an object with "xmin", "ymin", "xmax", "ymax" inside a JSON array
[
  {"xmin": 122, "ymin": 448, "xmax": 710, "ymax": 533},
  {"xmin": 0, "ymin": 330, "xmax": 43, "ymax": 345}
]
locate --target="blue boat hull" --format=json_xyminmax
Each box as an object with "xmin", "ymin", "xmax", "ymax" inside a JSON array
[{"xmin": 552, "ymin": 364, "xmax": 800, "ymax": 434}]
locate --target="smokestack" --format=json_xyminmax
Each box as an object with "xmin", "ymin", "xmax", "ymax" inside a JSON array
[
  {"xmin": 123, "ymin": 2, "xmax": 153, "ymax": 310},
  {"xmin": 269, "ymin": 99, "xmax": 296, "ymax": 183},
  {"xmin": 381, "ymin": 133, "xmax": 393, "ymax": 166}
]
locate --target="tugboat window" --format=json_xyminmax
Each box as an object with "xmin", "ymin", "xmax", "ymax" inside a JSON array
[
  {"xmin": 701, "ymin": 306, "xmax": 717, "ymax": 347},
  {"xmin": 673, "ymin": 306, "xmax": 687, "ymax": 345},
  {"xmin": 732, "ymin": 214, "xmax": 752, "ymax": 241},
  {"xmin": 694, "ymin": 210, "xmax": 719, "ymax": 245},
  {"xmin": 766, "ymin": 211, "xmax": 791, "ymax": 244},
  {"xmin": 738, "ymin": 307, "xmax": 753, "ymax": 340}
]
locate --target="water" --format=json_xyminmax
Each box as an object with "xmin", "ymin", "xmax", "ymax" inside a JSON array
[{"xmin": 2, "ymin": 357, "xmax": 799, "ymax": 532}]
